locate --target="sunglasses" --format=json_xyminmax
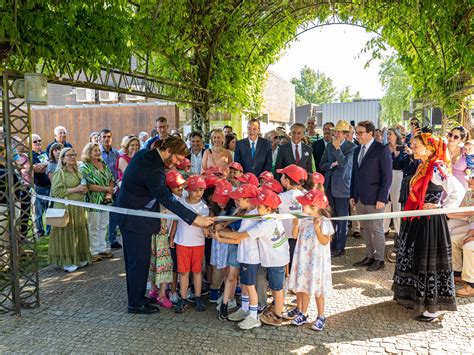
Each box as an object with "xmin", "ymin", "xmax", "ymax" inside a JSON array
[
  {"xmin": 448, "ymin": 132, "xmax": 460, "ymax": 140},
  {"xmin": 33, "ymin": 140, "xmax": 42, "ymax": 143}
]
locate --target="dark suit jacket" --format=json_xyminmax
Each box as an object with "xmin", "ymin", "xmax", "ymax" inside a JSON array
[
  {"xmin": 312, "ymin": 138, "xmax": 328, "ymax": 173},
  {"xmin": 234, "ymin": 137, "xmax": 272, "ymax": 176},
  {"xmin": 320, "ymin": 140, "xmax": 356, "ymax": 198},
  {"xmin": 116, "ymin": 149, "xmax": 197, "ymax": 234},
  {"xmin": 274, "ymin": 142, "xmax": 313, "ymax": 180},
  {"xmin": 350, "ymin": 140, "xmax": 393, "ymax": 205}
]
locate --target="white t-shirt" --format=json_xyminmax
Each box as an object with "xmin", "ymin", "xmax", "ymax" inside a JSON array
[
  {"xmin": 173, "ymin": 197, "xmax": 209, "ymax": 246},
  {"xmin": 236, "ymin": 209, "xmax": 260, "ymax": 264},
  {"xmin": 279, "ymin": 189, "xmax": 304, "ymax": 239},
  {"xmin": 247, "ymin": 216, "xmax": 289, "ymax": 267}
]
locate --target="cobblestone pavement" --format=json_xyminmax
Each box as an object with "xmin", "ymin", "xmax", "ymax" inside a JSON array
[{"xmin": 0, "ymin": 236, "xmax": 473, "ymax": 354}]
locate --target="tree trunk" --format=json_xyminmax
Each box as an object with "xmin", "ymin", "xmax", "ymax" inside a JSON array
[{"xmin": 191, "ymin": 104, "xmax": 210, "ymax": 140}]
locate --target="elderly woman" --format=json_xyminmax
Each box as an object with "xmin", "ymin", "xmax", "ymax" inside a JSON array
[
  {"xmin": 201, "ymin": 128, "xmax": 233, "ymax": 173},
  {"xmin": 117, "ymin": 135, "xmax": 140, "ymax": 185},
  {"xmin": 392, "ymin": 133, "xmax": 465, "ymax": 322},
  {"xmin": 80, "ymin": 143, "xmax": 115, "ymax": 262},
  {"xmin": 384, "ymin": 127, "xmax": 405, "ymax": 237},
  {"xmin": 48, "ymin": 147, "xmax": 91, "ymax": 272},
  {"xmin": 447, "ymin": 126, "xmax": 470, "ymax": 189}
]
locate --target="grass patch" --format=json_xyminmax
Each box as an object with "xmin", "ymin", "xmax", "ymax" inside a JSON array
[{"xmin": 36, "ymin": 236, "xmax": 50, "ymax": 269}]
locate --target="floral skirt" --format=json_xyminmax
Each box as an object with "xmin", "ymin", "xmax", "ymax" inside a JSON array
[{"xmin": 149, "ymin": 231, "xmax": 173, "ymax": 285}]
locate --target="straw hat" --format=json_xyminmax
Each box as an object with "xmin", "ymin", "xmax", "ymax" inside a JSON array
[{"xmin": 330, "ymin": 120, "xmax": 351, "ymax": 132}]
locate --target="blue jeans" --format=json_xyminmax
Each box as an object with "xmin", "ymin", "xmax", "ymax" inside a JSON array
[
  {"xmin": 34, "ymin": 186, "xmax": 51, "ymax": 235},
  {"xmin": 327, "ymin": 191, "xmax": 349, "ymax": 253}
]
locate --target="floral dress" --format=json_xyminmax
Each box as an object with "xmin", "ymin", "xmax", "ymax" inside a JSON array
[
  {"xmin": 149, "ymin": 213, "xmax": 173, "ymax": 285},
  {"xmin": 288, "ymin": 217, "xmax": 334, "ymax": 296}
]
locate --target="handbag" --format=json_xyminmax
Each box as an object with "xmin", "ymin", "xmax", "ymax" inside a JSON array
[{"xmin": 45, "ymin": 208, "xmax": 69, "ymax": 227}]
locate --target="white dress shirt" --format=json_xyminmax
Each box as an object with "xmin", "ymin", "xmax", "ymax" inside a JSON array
[
  {"xmin": 190, "ymin": 149, "xmax": 203, "ymax": 174},
  {"xmin": 291, "ymin": 141, "xmax": 302, "ymax": 161}
]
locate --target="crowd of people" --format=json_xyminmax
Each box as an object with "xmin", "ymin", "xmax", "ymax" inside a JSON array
[{"xmin": 3, "ymin": 113, "xmax": 472, "ymax": 329}]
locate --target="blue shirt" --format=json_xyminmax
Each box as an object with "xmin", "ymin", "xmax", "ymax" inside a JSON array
[{"xmin": 100, "ymin": 144, "xmax": 119, "ymax": 180}]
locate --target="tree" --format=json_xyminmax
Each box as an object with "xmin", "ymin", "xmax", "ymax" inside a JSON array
[
  {"xmin": 379, "ymin": 56, "xmax": 412, "ymax": 126},
  {"xmin": 337, "ymin": 86, "xmax": 361, "ymax": 103},
  {"xmin": 291, "ymin": 66, "xmax": 337, "ymax": 105}
]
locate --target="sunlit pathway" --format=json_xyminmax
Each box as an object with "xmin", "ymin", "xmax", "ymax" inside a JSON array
[{"xmin": 0, "ymin": 236, "xmax": 472, "ymax": 353}]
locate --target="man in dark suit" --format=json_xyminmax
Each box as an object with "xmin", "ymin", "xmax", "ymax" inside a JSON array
[
  {"xmin": 320, "ymin": 120, "xmax": 356, "ymax": 257},
  {"xmin": 275, "ymin": 123, "xmax": 313, "ymax": 179},
  {"xmin": 186, "ymin": 131, "xmax": 206, "ymax": 174},
  {"xmin": 312, "ymin": 122, "xmax": 334, "ymax": 173},
  {"xmin": 350, "ymin": 121, "xmax": 392, "ymax": 272},
  {"xmin": 117, "ymin": 137, "xmax": 214, "ymax": 314},
  {"xmin": 234, "ymin": 118, "xmax": 272, "ymax": 176}
]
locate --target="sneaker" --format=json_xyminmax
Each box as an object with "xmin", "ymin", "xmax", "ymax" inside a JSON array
[
  {"xmin": 287, "ymin": 298, "xmax": 297, "ymax": 307},
  {"xmin": 291, "ymin": 313, "xmax": 308, "ymax": 326},
  {"xmin": 219, "ymin": 302, "xmax": 228, "ymax": 321},
  {"xmin": 238, "ymin": 315, "xmax": 262, "ymax": 330},
  {"xmin": 157, "ymin": 296, "xmax": 173, "ymax": 309},
  {"xmin": 228, "ymin": 308, "xmax": 249, "ymax": 322},
  {"xmin": 216, "ymin": 294, "xmax": 224, "ymax": 306},
  {"xmin": 216, "ymin": 298, "xmax": 238, "ymax": 311},
  {"xmin": 63, "ymin": 265, "xmax": 78, "ymax": 273},
  {"xmin": 260, "ymin": 311, "xmax": 283, "ymax": 326},
  {"xmin": 195, "ymin": 296, "xmax": 206, "ymax": 312},
  {"xmin": 257, "ymin": 305, "xmax": 268, "ymax": 314},
  {"xmin": 282, "ymin": 307, "xmax": 300, "ymax": 320},
  {"xmin": 110, "ymin": 242, "xmax": 122, "ymax": 250},
  {"xmin": 99, "ymin": 251, "xmax": 113, "ymax": 259},
  {"xmin": 187, "ymin": 288, "xmax": 196, "ymax": 302},
  {"xmin": 209, "ymin": 289, "xmax": 220, "ymax": 303},
  {"xmin": 91, "ymin": 255, "xmax": 102, "ymax": 262},
  {"xmin": 174, "ymin": 299, "xmax": 188, "ymax": 313},
  {"xmin": 169, "ymin": 292, "xmax": 180, "ymax": 304},
  {"xmin": 311, "ymin": 315, "xmax": 327, "ymax": 331},
  {"xmin": 78, "ymin": 261, "xmax": 89, "ymax": 268},
  {"xmin": 148, "ymin": 289, "xmax": 158, "ymax": 300}
]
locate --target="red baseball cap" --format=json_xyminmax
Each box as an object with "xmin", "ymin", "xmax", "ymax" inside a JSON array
[
  {"xmin": 176, "ymin": 158, "xmax": 191, "ymax": 170},
  {"xmin": 204, "ymin": 174, "xmax": 224, "ymax": 189},
  {"xmin": 259, "ymin": 171, "xmax": 274, "ymax": 181},
  {"xmin": 312, "ymin": 172, "xmax": 325, "ymax": 185},
  {"xmin": 228, "ymin": 183, "xmax": 259, "ymax": 199},
  {"xmin": 249, "ymin": 189, "xmax": 281, "ymax": 210},
  {"xmin": 296, "ymin": 189, "xmax": 329, "ymax": 209},
  {"xmin": 166, "ymin": 170, "xmax": 186, "ymax": 189},
  {"xmin": 276, "ymin": 164, "xmax": 308, "ymax": 183},
  {"xmin": 186, "ymin": 175, "xmax": 207, "ymax": 191},
  {"xmin": 212, "ymin": 180, "xmax": 233, "ymax": 205},
  {"xmin": 260, "ymin": 178, "xmax": 283, "ymax": 194},
  {"xmin": 236, "ymin": 172, "xmax": 259, "ymax": 186},
  {"xmin": 202, "ymin": 166, "xmax": 222, "ymax": 176},
  {"xmin": 228, "ymin": 162, "xmax": 243, "ymax": 172}
]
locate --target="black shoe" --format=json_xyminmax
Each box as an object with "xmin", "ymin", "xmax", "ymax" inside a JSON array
[
  {"xmin": 415, "ymin": 314, "xmax": 444, "ymax": 322},
  {"xmin": 366, "ymin": 260, "xmax": 385, "ymax": 271},
  {"xmin": 353, "ymin": 257, "xmax": 375, "ymax": 267},
  {"xmin": 174, "ymin": 299, "xmax": 188, "ymax": 313},
  {"xmin": 384, "ymin": 231, "xmax": 390, "ymax": 237},
  {"xmin": 331, "ymin": 250, "xmax": 346, "ymax": 258},
  {"xmin": 128, "ymin": 304, "xmax": 160, "ymax": 314},
  {"xmin": 195, "ymin": 296, "xmax": 206, "ymax": 312},
  {"xmin": 110, "ymin": 242, "xmax": 122, "ymax": 250},
  {"xmin": 219, "ymin": 302, "xmax": 228, "ymax": 321},
  {"xmin": 352, "ymin": 231, "xmax": 361, "ymax": 239}
]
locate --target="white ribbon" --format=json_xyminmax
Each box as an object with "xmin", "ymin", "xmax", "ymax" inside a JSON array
[{"xmin": 36, "ymin": 194, "xmax": 474, "ymax": 222}]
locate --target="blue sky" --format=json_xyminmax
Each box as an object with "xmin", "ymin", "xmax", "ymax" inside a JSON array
[{"xmin": 269, "ymin": 25, "xmax": 391, "ymax": 99}]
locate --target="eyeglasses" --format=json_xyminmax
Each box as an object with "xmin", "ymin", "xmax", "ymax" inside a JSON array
[
  {"xmin": 355, "ymin": 130, "xmax": 366, "ymax": 136},
  {"xmin": 448, "ymin": 132, "xmax": 460, "ymax": 140},
  {"xmin": 33, "ymin": 140, "xmax": 42, "ymax": 143},
  {"xmin": 65, "ymin": 153, "xmax": 77, "ymax": 158}
]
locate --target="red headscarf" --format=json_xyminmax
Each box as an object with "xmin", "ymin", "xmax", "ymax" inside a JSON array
[{"xmin": 404, "ymin": 133, "xmax": 447, "ymax": 212}]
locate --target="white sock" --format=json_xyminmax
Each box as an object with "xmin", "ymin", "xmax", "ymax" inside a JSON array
[
  {"xmin": 241, "ymin": 296, "xmax": 249, "ymax": 312},
  {"xmin": 249, "ymin": 304, "xmax": 258, "ymax": 319}
]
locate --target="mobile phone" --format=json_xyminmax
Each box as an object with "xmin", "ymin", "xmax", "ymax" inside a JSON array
[{"xmin": 396, "ymin": 145, "xmax": 406, "ymax": 152}]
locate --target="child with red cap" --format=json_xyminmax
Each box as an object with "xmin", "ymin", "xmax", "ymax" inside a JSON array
[
  {"xmin": 227, "ymin": 162, "xmax": 243, "ymax": 187},
  {"xmin": 258, "ymin": 171, "xmax": 274, "ymax": 185},
  {"xmin": 286, "ymin": 189, "xmax": 334, "ymax": 331},
  {"xmin": 148, "ymin": 170, "xmax": 187, "ymax": 309},
  {"xmin": 276, "ymin": 164, "xmax": 314, "ymax": 272},
  {"xmin": 176, "ymin": 158, "xmax": 192, "ymax": 178},
  {"xmin": 216, "ymin": 189, "xmax": 289, "ymax": 327},
  {"xmin": 236, "ymin": 172, "xmax": 259, "ymax": 187},
  {"xmin": 170, "ymin": 175, "xmax": 209, "ymax": 313}
]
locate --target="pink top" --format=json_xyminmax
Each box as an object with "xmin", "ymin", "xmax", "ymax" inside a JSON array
[
  {"xmin": 116, "ymin": 154, "xmax": 132, "ymax": 181},
  {"xmin": 202, "ymin": 148, "xmax": 233, "ymax": 172},
  {"xmin": 452, "ymin": 151, "xmax": 468, "ymax": 189}
]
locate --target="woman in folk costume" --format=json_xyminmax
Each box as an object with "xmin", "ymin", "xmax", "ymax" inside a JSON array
[{"xmin": 393, "ymin": 133, "xmax": 465, "ymax": 322}]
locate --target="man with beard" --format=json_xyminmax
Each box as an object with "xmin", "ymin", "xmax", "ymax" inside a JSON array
[{"xmin": 117, "ymin": 136, "xmax": 215, "ymax": 314}]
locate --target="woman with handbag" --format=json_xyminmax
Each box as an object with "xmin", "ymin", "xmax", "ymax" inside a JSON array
[
  {"xmin": 80, "ymin": 143, "xmax": 115, "ymax": 262},
  {"xmin": 48, "ymin": 147, "xmax": 91, "ymax": 273}
]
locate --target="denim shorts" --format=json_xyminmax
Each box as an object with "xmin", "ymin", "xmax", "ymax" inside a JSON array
[
  {"xmin": 267, "ymin": 266, "xmax": 286, "ymax": 291},
  {"xmin": 226, "ymin": 244, "xmax": 239, "ymax": 268},
  {"xmin": 240, "ymin": 263, "xmax": 259, "ymax": 286}
]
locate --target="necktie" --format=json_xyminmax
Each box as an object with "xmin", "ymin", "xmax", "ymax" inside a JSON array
[
  {"xmin": 358, "ymin": 145, "xmax": 366, "ymax": 166},
  {"xmin": 251, "ymin": 141, "xmax": 255, "ymax": 159},
  {"xmin": 295, "ymin": 145, "xmax": 301, "ymax": 163}
]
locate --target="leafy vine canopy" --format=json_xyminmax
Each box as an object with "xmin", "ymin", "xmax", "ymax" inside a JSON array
[{"xmin": 1, "ymin": 0, "xmax": 472, "ymax": 113}]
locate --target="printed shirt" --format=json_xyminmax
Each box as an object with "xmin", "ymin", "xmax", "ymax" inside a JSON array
[
  {"xmin": 279, "ymin": 189, "xmax": 304, "ymax": 239},
  {"xmin": 247, "ymin": 217, "xmax": 289, "ymax": 267},
  {"xmin": 32, "ymin": 150, "xmax": 51, "ymax": 187},
  {"xmin": 236, "ymin": 208, "xmax": 260, "ymax": 264},
  {"xmin": 80, "ymin": 161, "xmax": 114, "ymax": 206}
]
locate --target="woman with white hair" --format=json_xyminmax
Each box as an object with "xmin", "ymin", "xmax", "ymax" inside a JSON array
[{"xmin": 48, "ymin": 147, "xmax": 90, "ymax": 272}]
